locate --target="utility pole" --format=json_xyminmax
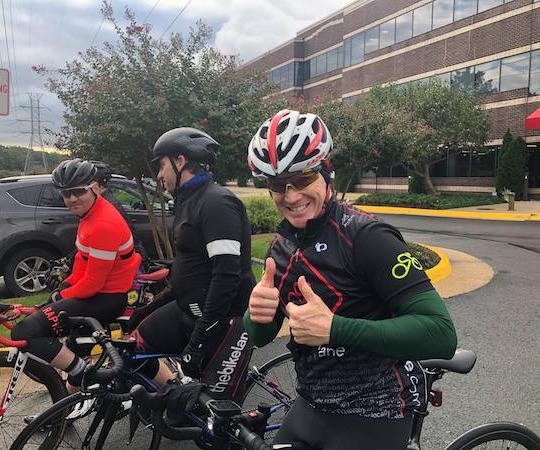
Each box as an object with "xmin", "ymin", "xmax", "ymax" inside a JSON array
[{"xmin": 19, "ymin": 93, "xmax": 50, "ymax": 174}]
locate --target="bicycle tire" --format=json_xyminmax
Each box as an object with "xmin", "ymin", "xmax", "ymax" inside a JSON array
[
  {"xmin": 242, "ymin": 352, "xmax": 296, "ymax": 442},
  {"xmin": 10, "ymin": 389, "xmax": 139, "ymax": 450},
  {"xmin": 446, "ymin": 421, "xmax": 540, "ymax": 450},
  {"xmin": 0, "ymin": 350, "xmax": 67, "ymax": 449}
]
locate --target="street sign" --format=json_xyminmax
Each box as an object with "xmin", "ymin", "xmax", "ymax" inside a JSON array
[{"xmin": 0, "ymin": 69, "xmax": 9, "ymax": 116}]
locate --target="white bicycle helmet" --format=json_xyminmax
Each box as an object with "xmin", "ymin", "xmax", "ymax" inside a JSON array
[{"xmin": 247, "ymin": 109, "xmax": 332, "ymax": 177}]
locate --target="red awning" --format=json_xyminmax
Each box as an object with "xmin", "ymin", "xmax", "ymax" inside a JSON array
[{"xmin": 525, "ymin": 107, "xmax": 540, "ymax": 130}]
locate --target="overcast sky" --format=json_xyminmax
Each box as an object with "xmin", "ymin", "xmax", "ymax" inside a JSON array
[{"xmin": 0, "ymin": 0, "xmax": 353, "ymax": 148}]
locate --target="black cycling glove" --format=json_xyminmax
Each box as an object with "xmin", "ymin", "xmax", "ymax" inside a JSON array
[
  {"xmin": 180, "ymin": 347, "xmax": 203, "ymax": 379},
  {"xmin": 157, "ymin": 380, "xmax": 204, "ymax": 422}
]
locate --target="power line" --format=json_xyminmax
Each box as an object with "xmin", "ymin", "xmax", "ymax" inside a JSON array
[
  {"xmin": 143, "ymin": 0, "xmax": 161, "ymax": 23},
  {"xmin": 1, "ymin": 0, "xmax": 12, "ymax": 74},
  {"xmin": 7, "ymin": 0, "xmax": 21, "ymax": 128},
  {"xmin": 90, "ymin": 0, "xmax": 112, "ymax": 47},
  {"xmin": 159, "ymin": 0, "xmax": 193, "ymax": 40}
]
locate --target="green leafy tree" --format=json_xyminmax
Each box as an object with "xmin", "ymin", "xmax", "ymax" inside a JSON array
[
  {"xmin": 35, "ymin": 3, "xmax": 275, "ymax": 257},
  {"xmin": 496, "ymin": 131, "xmax": 528, "ymax": 200},
  {"xmin": 311, "ymin": 92, "xmax": 420, "ymax": 198},
  {"xmin": 374, "ymin": 80, "xmax": 490, "ymax": 194}
]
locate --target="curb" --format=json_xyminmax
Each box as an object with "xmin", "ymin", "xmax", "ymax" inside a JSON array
[
  {"xmin": 423, "ymin": 244, "xmax": 452, "ymax": 284},
  {"xmin": 358, "ymin": 205, "xmax": 540, "ymax": 221}
]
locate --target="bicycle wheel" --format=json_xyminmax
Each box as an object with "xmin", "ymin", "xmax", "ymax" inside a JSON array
[
  {"xmin": 242, "ymin": 352, "xmax": 296, "ymax": 442},
  {"xmin": 446, "ymin": 422, "xmax": 540, "ymax": 450},
  {"xmin": 11, "ymin": 390, "xmax": 139, "ymax": 449},
  {"xmin": 0, "ymin": 350, "xmax": 67, "ymax": 449}
]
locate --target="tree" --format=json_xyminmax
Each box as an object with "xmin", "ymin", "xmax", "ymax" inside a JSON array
[
  {"xmin": 310, "ymin": 93, "xmax": 420, "ymax": 198},
  {"xmin": 496, "ymin": 131, "xmax": 528, "ymax": 200},
  {"xmin": 35, "ymin": 2, "xmax": 275, "ymax": 256},
  {"xmin": 373, "ymin": 80, "xmax": 491, "ymax": 194}
]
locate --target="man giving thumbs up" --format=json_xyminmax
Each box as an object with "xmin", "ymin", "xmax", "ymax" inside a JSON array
[{"xmin": 244, "ymin": 109, "xmax": 457, "ymax": 450}]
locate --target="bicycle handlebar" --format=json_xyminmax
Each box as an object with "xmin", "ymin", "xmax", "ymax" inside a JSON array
[
  {"xmin": 58, "ymin": 312, "xmax": 124, "ymax": 385},
  {"xmin": 130, "ymin": 385, "xmax": 272, "ymax": 449}
]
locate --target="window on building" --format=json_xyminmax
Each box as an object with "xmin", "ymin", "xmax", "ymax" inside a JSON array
[
  {"xmin": 315, "ymin": 54, "xmax": 327, "ymax": 77},
  {"xmin": 454, "ymin": 0, "xmax": 477, "ymax": 21},
  {"xmin": 432, "ymin": 72, "xmax": 451, "ymax": 84},
  {"xmin": 471, "ymin": 148, "xmax": 496, "ymax": 177},
  {"xmin": 478, "ymin": 0, "xmax": 503, "ymax": 13},
  {"xmin": 365, "ymin": 26, "xmax": 380, "ymax": 54},
  {"xmin": 474, "ymin": 60, "xmax": 500, "ymax": 94},
  {"xmin": 447, "ymin": 150, "xmax": 472, "ymax": 177},
  {"xmin": 451, "ymin": 67, "xmax": 475, "ymax": 92},
  {"xmin": 380, "ymin": 19, "xmax": 396, "ymax": 48},
  {"xmin": 326, "ymin": 48, "xmax": 339, "ymax": 72},
  {"xmin": 343, "ymin": 38, "xmax": 352, "ymax": 67},
  {"xmin": 396, "ymin": 12, "xmax": 413, "ymax": 42},
  {"xmin": 500, "ymin": 53, "xmax": 530, "ymax": 92},
  {"xmin": 413, "ymin": 3, "xmax": 433, "ymax": 37},
  {"xmin": 350, "ymin": 33, "xmax": 365, "ymax": 65},
  {"xmin": 530, "ymin": 50, "xmax": 540, "ymax": 96},
  {"xmin": 295, "ymin": 61, "xmax": 307, "ymax": 85},
  {"xmin": 310, "ymin": 58, "xmax": 317, "ymax": 79},
  {"xmin": 433, "ymin": 0, "xmax": 454, "ymax": 29}
]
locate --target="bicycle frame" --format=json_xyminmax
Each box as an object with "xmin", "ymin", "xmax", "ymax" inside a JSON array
[{"xmin": 0, "ymin": 304, "xmax": 37, "ymax": 420}]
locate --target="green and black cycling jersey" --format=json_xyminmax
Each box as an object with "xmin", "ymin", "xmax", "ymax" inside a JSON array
[{"xmin": 245, "ymin": 198, "xmax": 456, "ymax": 418}]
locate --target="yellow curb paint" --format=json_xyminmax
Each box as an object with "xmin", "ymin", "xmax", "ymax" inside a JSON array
[
  {"xmin": 358, "ymin": 205, "xmax": 535, "ymax": 221},
  {"xmin": 422, "ymin": 244, "xmax": 452, "ymax": 284}
]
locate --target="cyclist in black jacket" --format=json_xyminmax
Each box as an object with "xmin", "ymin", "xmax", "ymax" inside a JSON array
[
  {"xmin": 244, "ymin": 109, "xmax": 457, "ymax": 450},
  {"xmin": 130, "ymin": 128, "xmax": 255, "ymax": 392}
]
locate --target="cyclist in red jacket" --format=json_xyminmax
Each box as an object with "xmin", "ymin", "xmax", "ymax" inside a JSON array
[{"xmin": 12, "ymin": 159, "xmax": 141, "ymax": 392}]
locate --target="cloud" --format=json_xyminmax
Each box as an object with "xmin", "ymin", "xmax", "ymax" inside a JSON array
[{"xmin": 0, "ymin": 0, "xmax": 352, "ymax": 147}]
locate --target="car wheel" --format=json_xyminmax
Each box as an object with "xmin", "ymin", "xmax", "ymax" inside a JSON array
[{"xmin": 4, "ymin": 248, "xmax": 55, "ymax": 297}]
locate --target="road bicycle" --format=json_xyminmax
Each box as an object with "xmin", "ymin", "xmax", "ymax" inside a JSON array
[
  {"xmin": 13, "ymin": 312, "xmax": 540, "ymax": 450},
  {"xmin": 9, "ymin": 313, "xmax": 296, "ymax": 449},
  {"xmin": 0, "ymin": 264, "xmax": 171, "ymax": 447}
]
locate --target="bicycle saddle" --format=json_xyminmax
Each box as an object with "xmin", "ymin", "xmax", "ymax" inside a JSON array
[{"xmin": 420, "ymin": 348, "xmax": 476, "ymax": 374}]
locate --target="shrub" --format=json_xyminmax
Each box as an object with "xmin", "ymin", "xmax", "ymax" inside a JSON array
[
  {"xmin": 408, "ymin": 174, "xmax": 425, "ymax": 194},
  {"xmin": 243, "ymin": 196, "xmax": 282, "ymax": 234},
  {"xmin": 354, "ymin": 193, "xmax": 504, "ymax": 209}
]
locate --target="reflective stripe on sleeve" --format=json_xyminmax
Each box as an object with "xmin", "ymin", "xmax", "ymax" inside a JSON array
[
  {"xmin": 88, "ymin": 248, "xmax": 117, "ymax": 261},
  {"xmin": 206, "ymin": 239, "xmax": 241, "ymax": 258}
]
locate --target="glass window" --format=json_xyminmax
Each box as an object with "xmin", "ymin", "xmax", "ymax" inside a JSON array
[
  {"xmin": 447, "ymin": 150, "xmax": 471, "ymax": 177},
  {"xmin": 454, "ymin": 0, "xmax": 477, "ymax": 21},
  {"xmin": 500, "ymin": 53, "xmax": 530, "ymax": 92},
  {"xmin": 310, "ymin": 58, "xmax": 317, "ymax": 78},
  {"xmin": 380, "ymin": 19, "xmax": 395, "ymax": 48},
  {"xmin": 451, "ymin": 67, "xmax": 475, "ymax": 92},
  {"xmin": 350, "ymin": 33, "xmax": 364, "ymax": 65},
  {"xmin": 109, "ymin": 183, "xmax": 170, "ymax": 212},
  {"xmin": 7, "ymin": 185, "xmax": 42, "ymax": 206},
  {"xmin": 433, "ymin": 0, "xmax": 454, "ymax": 29},
  {"xmin": 471, "ymin": 148, "xmax": 496, "ymax": 177},
  {"xmin": 478, "ymin": 0, "xmax": 503, "ymax": 13},
  {"xmin": 432, "ymin": 72, "xmax": 451, "ymax": 84},
  {"xmin": 396, "ymin": 12, "xmax": 413, "ymax": 42},
  {"xmin": 365, "ymin": 26, "xmax": 379, "ymax": 54},
  {"xmin": 315, "ymin": 54, "xmax": 327, "ymax": 76},
  {"xmin": 336, "ymin": 46, "xmax": 344, "ymax": 69},
  {"xmin": 39, "ymin": 185, "xmax": 66, "ymax": 208},
  {"xmin": 327, "ymin": 48, "xmax": 339, "ymax": 72},
  {"xmin": 344, "ymin": 38, "xmax": 352, "ymax": 67},
  {"xmin": 413, "ymin": 3, "xmax": 433, "ymax": 37},
  {"xmin": 474, "ymin": 60, "xmax": 500, "ymax": 94},
  {"xmin": 530, "ymin": 50, "xmax": 540, "ymax": 96}
]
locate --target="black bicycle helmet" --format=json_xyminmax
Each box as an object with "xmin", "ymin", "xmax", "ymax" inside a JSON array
[
  {"xmin": 91, "ymin": 160, "xmax": 112, "ymax": 187},
  {"xmin": 52, "ymin": 159, "xmax": 97, "ymax": 189},
  {"xmin": 152, "ymin": 127, "xmax": 219, "ymax": 165}
]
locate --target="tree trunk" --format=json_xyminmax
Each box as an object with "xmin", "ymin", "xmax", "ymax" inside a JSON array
[{"xmin": 422, "ymin": 163, "xmax": 438, "ymax": 195}]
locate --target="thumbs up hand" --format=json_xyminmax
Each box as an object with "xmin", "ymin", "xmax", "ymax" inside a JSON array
[
  {"xmin": 286, "ymin": 276, "xmax": 333, "ymax": 346},
  {"xmin": 249, "ymin": 258, "xmax": 280, "ymax": 324}
]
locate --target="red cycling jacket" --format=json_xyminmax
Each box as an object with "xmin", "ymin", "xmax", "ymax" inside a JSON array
[{"xmin": 62, "ymin": 196, "xmax": 141, "ymax": 299}]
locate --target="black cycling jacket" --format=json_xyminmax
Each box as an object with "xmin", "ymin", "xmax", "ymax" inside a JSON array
[
  {"xmin": 170, "ymin": 175, "xmax": 255, "ymax": 356},
  {"xmin": 268, "ymin": 199, "xmax": 433, "ymax": 417}
]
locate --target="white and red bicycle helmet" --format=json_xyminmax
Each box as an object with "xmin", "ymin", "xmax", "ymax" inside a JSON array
[{"xmin": 247, "ymin": 109, "xmax": 333, "ymax": 177}]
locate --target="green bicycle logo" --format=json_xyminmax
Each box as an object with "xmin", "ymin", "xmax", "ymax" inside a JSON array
[{"xmin": 391, "ymin": 252, "xmax": 423, "ymax": 279}]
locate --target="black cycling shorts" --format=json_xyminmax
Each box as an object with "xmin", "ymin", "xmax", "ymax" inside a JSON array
[
  {"xmin": 11, "ymin": 293, "xmax": 127, "ymax": 363},
  {"xmin": 274, "ymin": 396, "xmax": 413, "ymax": 450}
]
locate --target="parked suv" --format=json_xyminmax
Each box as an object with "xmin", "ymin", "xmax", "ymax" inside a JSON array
[{"xmin": 0, "ymin": 174, "xmax": 173, "ymax": 297}]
